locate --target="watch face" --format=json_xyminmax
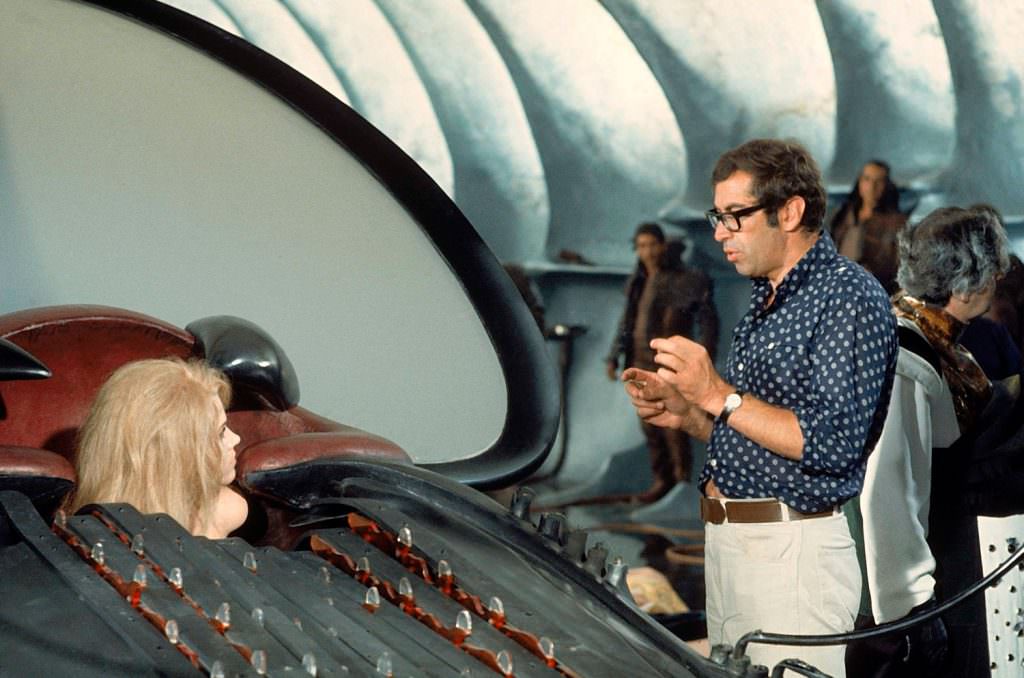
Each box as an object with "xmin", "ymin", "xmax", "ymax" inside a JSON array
[{"xmin": 725, "ymin": 393, "xmax": 742, "ymax": 410}]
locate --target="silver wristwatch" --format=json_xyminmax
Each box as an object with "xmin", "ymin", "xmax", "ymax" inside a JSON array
[{"xmin": 719, "ymin": 390, "xmax": 745, "ymax": 425}]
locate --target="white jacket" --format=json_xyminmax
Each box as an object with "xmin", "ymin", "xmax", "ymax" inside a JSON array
[{"xmin": 860, "ymin": 318, "xmax": 961, "ymax": 623}]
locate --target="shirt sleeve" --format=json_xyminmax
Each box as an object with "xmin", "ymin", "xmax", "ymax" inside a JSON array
[
  {"xmin": 791, "ymin": 284, "xmax": 897, "ymax": 476},
  {"xmin": 606, "ymin": 307, "xmax": 627, "ymax": 366},
  {"xmin": 606, "ymin": 279, "xmax": 631, "ymax": 365}
]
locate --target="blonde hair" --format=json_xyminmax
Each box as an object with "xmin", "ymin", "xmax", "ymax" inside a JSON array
[{"xmin": 67, "ymin": 358, "xmax": 231, "ymax": 535}]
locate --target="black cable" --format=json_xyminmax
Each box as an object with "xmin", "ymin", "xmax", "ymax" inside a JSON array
[
  {"xmin": 769, "ymin": 658, "xmax": 830, "ymax": 678},
  {"xmin": 732, "ymin": 537, "xmax": 1024, "ymax": 661}
]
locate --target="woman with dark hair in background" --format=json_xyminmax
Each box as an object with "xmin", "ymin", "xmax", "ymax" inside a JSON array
[{"xmin": 831, "ymin": 160, "xmax": 906, "ymax": 294}]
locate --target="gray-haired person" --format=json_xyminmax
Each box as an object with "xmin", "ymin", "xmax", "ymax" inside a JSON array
[{"xmin": 848, "ymin": 206, "xmax": 1011, "ymax": 677}]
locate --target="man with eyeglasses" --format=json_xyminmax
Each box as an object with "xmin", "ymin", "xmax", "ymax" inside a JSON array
[{"xmin": 623, "ymin": 138, "xmax": 897, "ymax": 676}]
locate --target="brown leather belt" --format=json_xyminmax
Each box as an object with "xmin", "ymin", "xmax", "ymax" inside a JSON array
[{"xmin": 700, "ymin": 496, "xmax": 838, "ymax": 524}]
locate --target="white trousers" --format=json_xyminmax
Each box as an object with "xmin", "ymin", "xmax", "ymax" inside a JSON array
[{"xmin": 705, "ymin": 513, "xmax": 860, "ymax": 677}]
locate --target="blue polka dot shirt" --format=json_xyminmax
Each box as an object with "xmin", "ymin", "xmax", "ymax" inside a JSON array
[{"xmin": 700, "ymin": 232, "xmax": 897, "ymax": 513}]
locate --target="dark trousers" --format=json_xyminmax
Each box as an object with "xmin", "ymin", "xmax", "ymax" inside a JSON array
[
  {"xmin": 845, "ymin": 600, "xmax": 948, "ymax": 678},
  {"xmin": 640, "ymin": 419, "xmax": 692, "ymax": 485}
]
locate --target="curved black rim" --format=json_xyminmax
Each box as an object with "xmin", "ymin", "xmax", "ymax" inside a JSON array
[{"xmin": 80, "ymin": 0, "xmax": 559, "ymax": 489}]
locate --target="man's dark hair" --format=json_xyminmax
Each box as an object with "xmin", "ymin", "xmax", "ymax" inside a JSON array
[
  {"xmin": 711, "ymin": 139, "xmax": 827, "ymax": 232},
  {"xmin": 633, "ymin": 222, "xmax": 665, "ymax": 245}
]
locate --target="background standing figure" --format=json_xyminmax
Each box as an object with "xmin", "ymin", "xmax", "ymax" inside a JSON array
[
  {"xmin": 830, "ymin": 160, "xmax": 906, "ymax": 294},
  {"xmin": 606, "ymin": 222, "xmax": 719, "ymax": 502},
  {"xmin": 65, "ymin": 358, "xmax": 248, "ymax": 539}
]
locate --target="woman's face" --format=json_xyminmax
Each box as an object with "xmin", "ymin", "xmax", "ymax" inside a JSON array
[
  {"xmin": 212, "ymin": 396, "xmax": 241, "ymax": 484},
  {"xmin": 857, "ymin": 163, "xmax": 888, "ymax": 206},
  {"xmin": 634, "ymin": 233, "xmax": 666, "ymax": 271}
]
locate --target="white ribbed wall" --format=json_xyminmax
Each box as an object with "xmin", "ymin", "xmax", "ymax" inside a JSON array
[{"xmin": 157, "ymin": 0, "xmax": 1024, "ymax": 264}]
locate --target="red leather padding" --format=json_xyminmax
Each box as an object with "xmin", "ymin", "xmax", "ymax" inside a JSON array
[
  {"xmin": 237, "ymin": 429, "xmax": 409, "ymax": 478},
  {"xmin": 0, "ymin": 445, "xmax": 76, "ymax": 480},
  {"xmin": 0, "ymin": 305, "xmax": 409, "ymax": 524},
  {"xmin": 226, "ymin": 406, "xmax": 350, "ymax": 451},
  {"xmin": 0, "ymin": 305, "xmax": 195, "ymax": 460}
]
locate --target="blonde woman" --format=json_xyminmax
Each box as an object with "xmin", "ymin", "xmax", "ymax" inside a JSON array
[{"xmin": 66, "ymin": 358, "xmax": 248, "ymax": 538}]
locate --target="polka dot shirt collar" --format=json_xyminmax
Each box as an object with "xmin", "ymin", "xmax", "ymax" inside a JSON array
[{"xmin": 751, "ymin": 231, "xmax": 826, "ymax": 313}]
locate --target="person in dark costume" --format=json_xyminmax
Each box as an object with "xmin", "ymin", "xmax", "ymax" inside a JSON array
[
  {"xmin": 606, "ymin": 223, "xmax": 719, "ymax": 502},
  {"xmin": 830, "ymin": 160, "xmax": 907, "ymax": 295}
]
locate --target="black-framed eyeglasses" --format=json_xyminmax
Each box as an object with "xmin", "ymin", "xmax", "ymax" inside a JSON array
[{"xmin": 705, "ymin": 202, "xmax": 767, "ymax": 232}]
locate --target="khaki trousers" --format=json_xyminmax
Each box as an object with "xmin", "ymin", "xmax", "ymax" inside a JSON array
[{"xmin": 705, "ymin": 512, "xmax": 860, "ymax": 677}]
